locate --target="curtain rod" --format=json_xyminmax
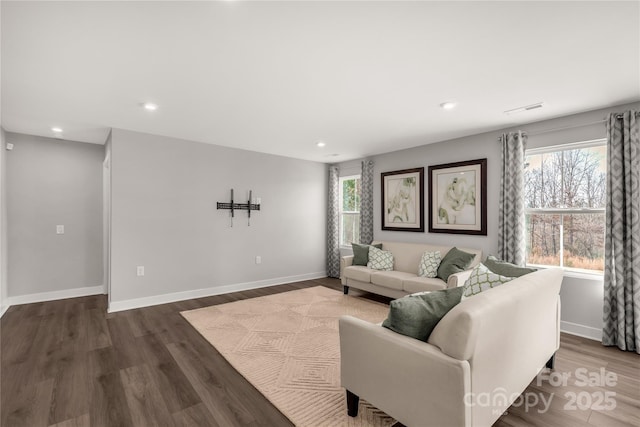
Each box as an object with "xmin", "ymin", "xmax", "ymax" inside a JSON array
[{"xmin": 499, "ymin": 111, "xmax": 639, "ymax": 140}]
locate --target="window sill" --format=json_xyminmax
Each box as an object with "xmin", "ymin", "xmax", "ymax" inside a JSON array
[{"xmin": 527, "ymin": 264, "xmax": 604, "ymax": 280}]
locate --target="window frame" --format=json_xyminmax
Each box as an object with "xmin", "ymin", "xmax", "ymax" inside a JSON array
[
  {"xmin": 338, "ymin": 174, "xmax": 361, "ymax": 248},
  {"xmin": 524, "ymin": 139, "xmax": 607, "ymax": 276}
]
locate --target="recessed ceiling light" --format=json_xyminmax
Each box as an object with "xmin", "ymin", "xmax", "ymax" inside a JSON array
[
  {"xmin": 51, "ymin": 127, "xmax": 63, "ymax": 133},
  {"xmin": 316, "ymin": 141, "xmax": 326, "ymax": 148},
  {"xmin": 440, "ymin": 101, "xmax": 457, "ymax": 110},
  {"xmin": 143, "ymin": 102, "xmax": 158, "ymax": 111}
]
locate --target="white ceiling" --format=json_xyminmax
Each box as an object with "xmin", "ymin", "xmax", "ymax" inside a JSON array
[{"xmin": 2, "ymin": 1, "xmax": 639, "ymax": 163}]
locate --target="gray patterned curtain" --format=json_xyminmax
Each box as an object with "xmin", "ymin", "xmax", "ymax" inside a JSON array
[
  {"xmin": 359, "ymin": 160, "xmax": 374, "ymax": 245},
  {"xmin": 498, "ymin": 131, "xmax": 527, "ymax": 265},
  {"xmin": 327, "ymin": 165, "xmax": 340, "ymax": 278},
  {"xmin": 603, "ymin": 110, "xmax": 640, "ymax": 353}
]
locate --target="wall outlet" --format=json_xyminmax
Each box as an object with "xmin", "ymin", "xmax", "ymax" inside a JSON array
[
  {"xmin": 256, "ymin": 197, "xmax": 261, "ymax": 204},
  {"xmin": 137, "ymin": 266, "xmax": 145, "ymax": 276},
  {"xmin": 56, "ymin": 225, "xmax": 65, "ymax": 234},
  {"xmin": 255, "ymin": 256, "xmax": 261, "ymax": 265}
]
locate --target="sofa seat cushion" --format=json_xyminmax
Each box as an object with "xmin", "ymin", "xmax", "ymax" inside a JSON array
[
  {"xmin": 371, "ymin": 271, "xmax": 416, "ymax": 291},
  {"xmin": 403, "ymin": 276, "xmax": 448, "ymax": 293},
  {"xmin": 344, "ymin": 266, "xmax": 374, "ymax": 283}
]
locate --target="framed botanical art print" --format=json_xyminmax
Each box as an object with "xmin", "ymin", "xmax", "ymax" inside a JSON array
[
  {"xmin": 428, "ymin": 159, "xmax": 487, "ymax": 235},
  {"xmin": 381, "ymin": 167, "xmax": 424, "ymax": 232}
]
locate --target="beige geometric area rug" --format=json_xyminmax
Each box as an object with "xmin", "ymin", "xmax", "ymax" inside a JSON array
[{"xmin": 181, "ymin": 286, "xmax": 396, "ymax": 427}]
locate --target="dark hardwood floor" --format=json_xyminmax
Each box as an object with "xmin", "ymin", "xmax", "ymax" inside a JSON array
[{"xmin": 1, "ymin": 278, "xmax": 638, "ymax": 427}]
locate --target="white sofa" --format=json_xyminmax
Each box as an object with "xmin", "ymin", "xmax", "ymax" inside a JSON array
[
  {"xmin": 340, "ymin": 241, "xmax": 482, "ymax": 299},
  {"xmin": 339, "ymin": 268, "xmax": 563, "ymax": 427}
]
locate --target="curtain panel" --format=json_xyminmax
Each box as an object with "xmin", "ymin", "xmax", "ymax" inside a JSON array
[
  {"xmin": 498, "ymin": 131, "xmax": 527, "ymax": 265},
  {"xmin": 327, "ymin": 165, "xmax": 341, "ymax": 278},
  {"xmin": 603, "ymin": 110, "xmax": 640, "ymax": 353},
  {"xmin": 359, "ymin": 160, "xmax": 374, "ymax": 245}
]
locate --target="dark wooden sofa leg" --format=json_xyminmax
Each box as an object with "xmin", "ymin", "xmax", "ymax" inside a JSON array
[
  {"xmin": 546, "ymin": 353, "xmax": 556, "ymax": 370},
  {"xmin": 346, "ymin": 390, "xmax": 359, "ymax": 417},
  {"xmin": 343, "ymin": 285, "xmax": 349, "ymax": 295}
]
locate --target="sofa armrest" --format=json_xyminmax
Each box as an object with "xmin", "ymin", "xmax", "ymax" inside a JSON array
[
  {"xmin": 340, "ymin": 256, "xmax": 354, "ymax": 284},
  {"xmin": 339, "ymin": 315, "xmax": 470, "ymax": 427},
  {"xmin": 447, "ymin": 269, "xmax": 473, "ymax": 288}
]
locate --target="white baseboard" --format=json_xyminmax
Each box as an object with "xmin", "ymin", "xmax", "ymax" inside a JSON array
[
  {"xmin": 6, "ymin": 285, "xmax": 106, "ymax": 307},
  {"xmin": 108, "ymin": 271, "xmax": 327, "ymax": 313},
  {"xmin": 0, "ymin": 304, "xmax": 9, "ymax": 318},
  {"xmin": 561, "ymin": 320, "xmax": 602, "ymax": 342}
]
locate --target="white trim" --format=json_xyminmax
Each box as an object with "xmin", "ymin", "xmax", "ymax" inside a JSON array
[
  {"xmin": 526, "ymin": 208, "xmax": 605, "ymax": 215},
  {"xmin": 107, "ymin": 271, "xmax": 326, "ymax": 313},
  {"xmin": 6, "ymin": 285, "xmax": 106, "ymax": 307},
  {"xmin": 0, "ymin": 304, "xmax": 9, "ymax": 318},
  {"xmin": 340, "ymin": 174, "xmax": 361, "ymax": 181},
  {"xmin": 560, "ymin": 320, "xmax": 602, "ymax": 342},
  {"xmin": 560, "ymin": 269, "xmax": 604, "ymax": 280},
  {"xmin": 526, "ymin": 138, "xmax": 607, "ymax": 155},
  {"xmin": 526, "ymin": 264, "xmax": 604, "ymax": 280}
]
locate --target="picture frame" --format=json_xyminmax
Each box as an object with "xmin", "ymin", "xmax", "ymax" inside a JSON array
[
  {"xmin": 428, "ymin": 158, "xmax": 487, "ymax": 235},
  {"xmin": 381, "ymin": 167, "xmax": 424, "ymax": 232}
]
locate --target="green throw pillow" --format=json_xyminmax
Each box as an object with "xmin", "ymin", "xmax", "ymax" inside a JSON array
[
  {"xmin": 484, "ymin": 255, "xmax": 537, "ymax": 277},
  {"xmin": 352, "ymin": 243, "xmax": 383, "ymax": 266},
  {"xmin": 382, "ymin": 287, "xmax": 464, "ymax": 341},
  {"xmin": 437, "ymin": 247, "xmax": 475, "ymax": 281},
  {"xmin": 367, "ymin": 246, "xmax": 394, "ymax": 271},
  {"xmin": 462, "ymin": 263, "xmax": 513, "ymax": 298}
]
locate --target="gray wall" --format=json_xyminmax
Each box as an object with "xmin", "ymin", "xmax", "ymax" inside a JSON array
[
  {"xmin": 6, "ymin": 132, "xmax": 104, "ymax": 297},
  {"xmin": 109, "ymin": 128, "xmax": 327, "ymax": 305},
  {"xmin": 342, "ymin": 101, "xmax": 640, "ymax": 337},
  {"xmin": 0, "ymin": 128, "xmax": 7, "ymax": 313}
]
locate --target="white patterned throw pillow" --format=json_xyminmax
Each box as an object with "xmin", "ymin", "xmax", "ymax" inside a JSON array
[
  {"xmin": 462, "ymin": 263, "xmax": 513, "ymax": 298},
  {"xmin": 418, "ymin": 251, "xmax": 441, "ymax": 278},
  {"xmin": 367, "ymin": 246, "xmax": 394, "ymax": 271}
]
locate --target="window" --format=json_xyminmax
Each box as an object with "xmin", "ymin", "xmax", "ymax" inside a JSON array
[
  {"xmin": 339, "ymin": 175, "xmax": 361, "ymax": 246},
  {"xmin": 524, "ymin": 140, "xmax": 607, "ymax": 273}
]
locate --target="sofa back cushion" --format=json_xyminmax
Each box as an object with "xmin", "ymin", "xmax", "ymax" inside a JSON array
[{"xmin": 373, "ymin": 241, "xmax": 482, "ymax": 274}]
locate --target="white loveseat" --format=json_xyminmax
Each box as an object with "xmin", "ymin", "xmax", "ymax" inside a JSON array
[
  {"xmin": 340, "ymin": 241, "xmax": 482, "ymax": 299},
  {"xmin": 339, "ymin": 268, "xmax": 563, "ymax": 427}
]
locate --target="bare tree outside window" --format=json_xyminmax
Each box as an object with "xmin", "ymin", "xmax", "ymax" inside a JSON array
[{"xmin": 524, "ymin": 142, "xmax": 606, "ymax": 272}]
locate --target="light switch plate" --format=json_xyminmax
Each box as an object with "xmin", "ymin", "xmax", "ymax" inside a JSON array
[{"xmin": 56, "ymin": 225, "xmax": 64, "ymax": 234}]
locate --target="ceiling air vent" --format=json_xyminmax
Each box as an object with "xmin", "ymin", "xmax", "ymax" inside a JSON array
[{"xmin": 504, "ymin": 102, "xmax": 545, "ymax": 115}]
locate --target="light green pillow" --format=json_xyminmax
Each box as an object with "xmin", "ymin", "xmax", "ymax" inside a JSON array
[
  {"xmin": 367, "ymin": 246, "xmax": 394, "ymax": 271},
  {"xmin": 436, "ymin": 247, "xmax": 475, "ymax": 281},
  {"xmin": 462, "ymin": 263, "xmax": 514, "ymax": 298},
  {"xmin": 382, "ymin": 287, "xmax": 464, "ymax": 341},
  {"xmin": 352, "ymin": 243, "xmax": 383, "ymax": 266},
  {"xmin": 418, "ymin": 251, "xmax": 441, "ymax": 278},
  {"xmin": 484, "ymin": 255, "xmax": 537, "ymax": 277}
]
